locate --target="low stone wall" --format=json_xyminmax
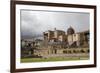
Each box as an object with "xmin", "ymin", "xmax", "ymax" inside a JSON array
[
  {"xmin": 42, "ymin": 53, "xmax": 89, "ymax": 58},
  {"xmin": 34, "ymin": 48, "xmax": 89, "ymax": 58}
]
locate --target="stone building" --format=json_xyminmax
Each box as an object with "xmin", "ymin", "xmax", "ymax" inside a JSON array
[
  {"xmin": 67, "ymin": 27, "xmax": 89, "ymax": 47},
  {"xmin": 21, "ymin": 26, "xmax": 89, "ymax": 58},
  {"xmin": 43, "ymin": 27, "xmax": 89, "ymax": 48},
  {"xmin": 43, "ymin": 28, "xmax": 66, "ymax": 42}
]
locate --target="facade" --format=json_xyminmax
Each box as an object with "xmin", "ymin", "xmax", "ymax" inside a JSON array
[
  {"xmin": 43, "ymin": 27, "xmax": 89, "ymax": 48},
  {"xmin": 43, "ymin": 28, "xmax": 66, "ymax": 42},
  {"xmin": 21, "ymin": 26, "xmax": 89, "ymax": 58}
]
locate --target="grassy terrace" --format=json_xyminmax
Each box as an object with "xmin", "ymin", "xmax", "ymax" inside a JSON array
[{"xmin": 21, "ymin": 56, "xmax": 89, "ymax": 63}]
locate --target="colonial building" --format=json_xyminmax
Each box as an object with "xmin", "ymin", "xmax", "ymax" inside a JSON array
[
  {"xmin": 43, "ymin": 27, "xmax": 89, "ymax": 48},
  {"xmin": 21, "ymin": 26, "xmax": 89, "ymax": 58}
]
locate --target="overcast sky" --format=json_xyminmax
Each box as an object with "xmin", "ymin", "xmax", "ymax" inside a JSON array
[{"xmin": 21, "ymin": 10, "xmax": 90, "ymax": 39}]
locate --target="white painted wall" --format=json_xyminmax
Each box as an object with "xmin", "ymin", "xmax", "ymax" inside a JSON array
[{"xmin": 0, "ymin": 0, "xmax": 100, "ymax": 73}]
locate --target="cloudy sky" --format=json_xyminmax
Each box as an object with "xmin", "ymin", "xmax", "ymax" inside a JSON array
[{"xmin": 21, "ymin": 10, "xmax": 90, "ymax": 39}]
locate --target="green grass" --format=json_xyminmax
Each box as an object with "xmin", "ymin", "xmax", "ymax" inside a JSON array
[{"xmin": 21, "ymin": 57, "xmax": 89, "ymax": 63}]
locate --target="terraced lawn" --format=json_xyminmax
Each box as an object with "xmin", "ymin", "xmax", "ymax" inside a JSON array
[{"xmin": 21, "ymin": 56, "xmax": 89, "ymax": 63}]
